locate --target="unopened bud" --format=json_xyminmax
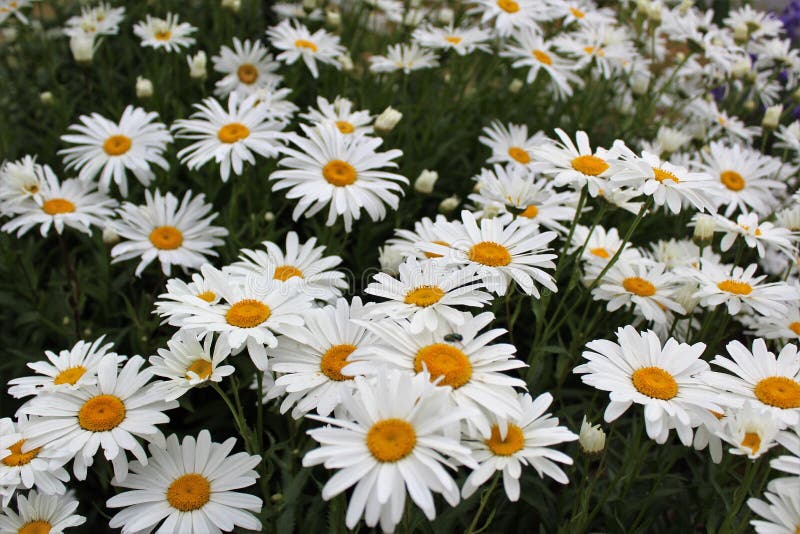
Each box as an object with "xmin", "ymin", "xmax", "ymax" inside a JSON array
[
  {"xmin": 264, "ymin": 211, "xmax": 275, "ymax": 223},
  {"xmin": 693, "ymin": 214, "xmax": 715, "ymax": 245},
  {"xmin": 378, "ymin": 245, "xmax": 403, "ymax": 275},
  {"xmin": 374, "ymin": 106, "xmax": 402, "ymax": 135},
  {"xmin": 221, "ymin": 0, "xmax": 241, "ymax": 11},
  {"xmin": 762, "ymin": 104, "xmax": 783, "ymax": 130},
  {"xmin": 579, "ymin": 417, "xmax": 606, "ymax": 454},
  {"xmin": 326, "ymin": 8, "xmax": 341, "ymax": 27},
  {"xmin": 39, "ymin": 91, "xmax": 54, "ymax": 105},
  {"xmin": 187, "ymin": 51, "xmax": 207, "ymax": 80},
  {"xmin": 414, "ymin": 169, "xmax": 438, "ymax": 194},
  {"xmin": 70, "ymin": 33, "xmax": 95, "ymax": 64},
  {"xmin": 733, "ymin": 23, "xmax": 749, "ymax": 44},
  {"xmin": 731, "ymin": 57, "xmax": 751, "ymax": 78},
  {"xmin": 508, "ymin": 79, "xmax": 524, "ymax": 94},
  {"xmin": 337, "ymin": 54, "xmax": 353, "ymax": 72},
  {"xmin": 136, "ymin": 76, "xmax": 153, "ymax": 99},
  {"xmin": 102, "ymin": 226, "xmax": 120, "ymax": 245},
  {"xmin": 302, "ymin": 0, "xmax": 317, "ymax": 10},
  {"xmin": 743, "ymin": 99, "xmax": 756, "ymax": 112},
  {"xmin": 438, "ymin": 195, "xmax": 460, "ymax": 214},
  {"xmin": 438, "ymin": 7, "xmax": 454, "ymax": 24}
]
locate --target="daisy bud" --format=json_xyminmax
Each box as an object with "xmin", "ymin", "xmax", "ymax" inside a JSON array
[
  {"xmin": 731, "ymin": 58, "xmax": 751, "ymax": 78},
  {"xmin": 673, "ymin": 283, "xmax": 700, "ymax": 315},
  {"xmin": 378, "ymin": 245, "xmax": 404, "ymax": 275},
  {"xmin": 793, "ymin": 86, "xmax": 800, "ymax": 103},
  {"xmin": 1, "ymin": 27, "xmax": 17, "ymax": 44},
  {"xmin": 70, "ymin": 33, "xmax": 95, "ymax": 64},
  {"xmin": 302, "ymin": 0, "xmax": 317, "ymax": 10},
  {"xmin": 743, "ymin": 99, "xmax": 756, "ymax": 112},
  {"xmin": 39, "ymin": 91, "xmax": 54, "ymax": 105},
  {"xmin": 693, "ymin": 214, "xmax": 715, "ymax": 246},
  {"xmin": 337, "ymin": 54, "xmax": 354, "ymax": 72},
  {"xmin": 733, "ymin": 23, "xmax": 749, "ymax": 44},
  {"xmin": 221, "ymin": 0, "xmax": 241, "ymax": 11},
  {"xmin": 579, "ymin": 417, "xmax": 606, "ymax": 454},
  {"xmin": 187, "ymin": 51, "xmax": 207, "ymax": 80},
  {"xmin": 271, "ymin": 493, "xmax": 283, "ymax": 503},
  {"xmin": 646, "ymin": 4, "xmax": 662, "ymax": 22},
  {"xmin": 438, "ymin": 194, "xmax": 460, "ymax": 214},
  {"xmin": 414, "ymin": 169, "xmax": 438, "ymax": 194},
  {"xmin": 102, "ymin": 225, "xmax": 120, "ymax": 245},
  {"xmin": 62, "ymin": 316, "xmax": 70, "ymax": 326},
  {"xmin": 374, "ymin": 106, "xmax": 402, "ymax": 135},
  {"xmin": 136, "ymin": 76, "xmax": 153, "ymax": 99},
  {"xmin": 631, "ymin": 69, "xmax": 650, "ymax": 96},
  {"xmin": 264, "ymin": 211, "xmax": 275, "ymax": 223},
  {"xmin": 326, "ymin": 8, "xmax": 341, "ymax": 27},
  {"xmin": 482, "ymin": 203, "xmax": 502, "ymax": 219},
  {"xmin": 438, "ymin": 7, "xmax": 454, "ymax": 24},
  {"xmin": 83, "ymin": 327, "xmax": 92, "ymax": 337},
  {"xmin": 508, "ymin": 78, "xmax": 524, "ymax": 94},
  {"xmin": 762, "ymin": 104, "xmax": 783, "ymax": 130}
]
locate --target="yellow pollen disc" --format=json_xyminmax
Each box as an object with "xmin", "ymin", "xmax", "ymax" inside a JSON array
[
  {"xmin": 155, "ymin": 30, "xmax": 171, "ymax": 41},
  {"xmin": 571, "ymin": 154, "xmax": 609, "ymax": 176},
  {"xmin": 570, "ymin": 6, "xmax": 586, "ymax": 18},
  {"xmin": 2, "ymin": 440, "xmax": 41, "ymax": 467},
  {"xmin": 149, "ymin": 226, "xmax": 184, "ymax": 250},
  {"xmin": 166, "ymin": 473, "xmax": 211, "ymax": 512},
  {"xmin": 424, "ymin": 240, "xmax": 449, "ymax": 259},
  {"xmin": 18, "ymin": 521, "xmax": 52, "ymax": 534},
  {"xmin": 485, "ymin": 424, "xmax": 525, "ymax": 456},
  {"xmin": 789, "ymin": 322, "xmax": 800, "ymax": 336},
  {"xmin": 196, "ymin": 291, "xmax": 216, "ymax": 302},
  {"xmin": 653, "ymin": 167, "xmax": 679, "ymax": 183},
  {"xmin": 414, "ymin": 343, "xmax": 473, "ymax": 389},
  {"xmin": 185, "ymin": 359, "xmax": 212, "ymax": 380},
  {"xmin": 78, "ymin": 394, "xmax": 126, "ymax": 432},
  {"xmin": 720, "ymin": 170, "xmax": 745, "ymax": 191},
  {"xmin": 496, "ymin": 0, "xmax": 520, "ymax": 13},
  {"xmin": 741, "ymin": 432, "xmax": 761, "ymax": 455},
  {"xmin": 583, "ymin": 46, "xmax": 604, "ymax": 56},
  {"xmin": 533, "ymin": 49, "xmax": 552, "ymax": 65},
  {"xmin": 53, "ymin": 365, "xmax": 87, "ymax": 385},
  {"xmin": 445, "ymin": 36, "xmax": 462, "ymax": 44},
  {"xmin": 42, "ymin": 198, "xmax": 76, "ymax": 215},
  {"xmin": 520, "ymin": 205, "xmax": 538, "ymax": 219},
  {"xmin": 237, "ymin": 63, "xmax": 259, "ymax": 84},
  {"xmin": 103, "ymin": 134, "xmax": 132, "ymax": 156},
  {"xmin": 225, "ymin": 299, "xmax": 271, "ymax": 328},
  {"xmin": 322, "ymin": 159, "xmax": 357, "ymax": 186},
  {"xmin": 217, "ymin": 122, "xmax": 250, "ymax": 144},
  {"xmin": 366, "ymin": 419, "xmax": 416, "ymax": 462},
  {"xmin": 335, "ymin": 121, "xmax": 355, "ymax": 134},
  {"xmin": 622, "ymin": 276, "xmax": 656, "ymax": 297},
  {"xmin": 631, "ymin": 367, "xmax": 678, "ymax": 400},
  {"xmin": 507, "ymin": 146, "xmax": 532, "ymax": 164},
  {"xmin": 590, "ymin": 247, "xmax": 610, "ymax": 259},
  {"xmin": 274, "ymin": 265, "xmax": 304, "ymax": 281},
  {"xmin": 404, "ymin": 286, "xmax": 445, "ymax": 307},
  {"xmin": 468, "ymin": 241, "xmax": 512, "ymax": 267},
  {"xmin": 717, "ymin": 280, "xmax": 752, "ymax": 295},
  {"xmin": 294, "ymin": 39, "xmax": 318, "ymax": 52},
  {"xmin": 319, "ymin": 344, "xmax": 357, "ymax": 382},
  {"xmin": 754, "ymin": 376, "xmax": 800, "ymax": 409}
]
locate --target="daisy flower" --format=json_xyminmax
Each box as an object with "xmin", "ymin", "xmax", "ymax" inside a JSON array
[
  {"xmin": 748, "ymin": 488, "xmax": 800, "ymax": 534},
  {"xmin": 302, "ymin": 369, "xmax": 477, "ymax": 533},
  {"xmin": 266, "ymin": 297, "xmax": 375, "ymax": 418},
  {"xmin": 364, "ymin": 256, "xmax": 493, "ymax": 333},
  {"xmin": 0, "ymin": 0, "xmax": 32, "ymax": 25},
  {"xmin": 575, "ymin": 326, "xmax": 721, "ymax": 445},
  {"xmin": 714, "ymin": 402, "xmax": 783, "ymax": 459},
  {"xmin": 501, "ymin": 28, "xmax": 582, "ymax": 100},
  {"xmin": 0, "ymin": 155, "xmax": 43, "ymax": 210},
  {"xmin": 749, "ymin": 307, "xmax": 800, "ymax": 341},
  {"xmin": 771, "ymin": 429, "xmax": 800, "ymax": 490},
  {"xmin": 109, "ymin": 189, "xmax": 229, "ymax": 276},
  {"xmin": 411, "ymin": 23, "xmax": 491, "ymax": 56},
  {"xmin": 0, "ymin": 491, "xmax": 85, "ymax": 533},
  {"xmin": 133, "ymin": 13, "xmax": 196, "ymax": 53},
  {"xmin": 418, "ymin": 210, "xmax": 557, "ymax": 297},
  {"xmin": 592, "ymin": 261, "xmax": 685, "ymax": 324},
  {"xmin": 469, "ymin": 0, "xmax": 545, "ymax": 37},
  {"xmin": 299, "ymin": 96, "xmax": 373, "ymax": 137},
  {"xmin": 21, "ymin": 355, "xmax": 177, "ymax": 482},
  {"xmin": 59, "ymin": 106, "xmax": 172, "ymax": 196},
  {"xmin": 107, "ymin": 431, "xmax": 262, "ymax": 533},
  {"xmin": 63, "ymin": 3, "xmax": 125, "ymax": 38},
  {"xmin": 535, "ymin": 129, "xmax": 617, "ymax": 196},
  {"xmin": 713, "ymin": 212, "xmax": 798, "ymax": 260},
  {"xmin": 369, "ymin": 42, "xmax": 439, "ymax": 74},
  {"xmin": 479, "ymin": 121, "xmax": 548, "ymax": 169},
  {"xmin": 226, "ymin": 231, "xmax": 347, "ymax": 302},
  {"xmin": 461, "ymin": 392, "xmax": 577, "ymax": 502},
  {"xmin": 266, "ymin": 19, "xmax": 344, "ymax": 79},
  {"xmin": 703, "ymin": 339, "xmax": 800, "ymax": 427},
  {"xmin": 212, "ymin": 37, "xmax": 282, "ymax": 98},
  {"xmin": 386, "ymin": 215, "xmax": 458, "ymax": 261},
  {"xmin": 569, "ymin": 224, "xmax": 642, "ymax": 269},
  {"xmin": 269, "ymin": 123, "xmax": 407, "ymax": 232},
  {"xmin": 148, "ymin": 331, "xmax": 234, "ymax": 401},
  {"xmin": 173, "ymin": 92, "xmax": 286, "ymax": 182},
  {"xmin": 153, "ymin": 272, "xmax": 220, "ymax": 325}
]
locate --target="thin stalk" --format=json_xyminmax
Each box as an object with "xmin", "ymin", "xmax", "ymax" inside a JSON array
[{"xmin": 465, "ymin": 472, "xmax": 500, "ymax": 534}]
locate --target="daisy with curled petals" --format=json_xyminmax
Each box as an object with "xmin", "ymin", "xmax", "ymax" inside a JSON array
[
  {"xmin": 212, "ymin": 37, "xmax": 282, "ymax": 98},
  {"xmin": 173, "ymin": 92, "xmax": 286, "ymax": 182},
  {"xmin": 266, "ymin": 19, "xmax": 344, "ymax": 79},
  {"xmin": 369, "ymin": 42, "xmax": 439, "ymax": 74},
  {"xmin": 21, "ymin": 355, "xmax": 177, "ymax": 482},
  {"xmin": 386, "ymin": 215, "xmax": 458, "ymax": 260},
  {"xmin": 749, "ymin": 307, "xmax": 800, "ymax": 341},
  {"xmin": 225, "ymin": 230, "xmax": 347, "ymax": 302},
  {"xmin": 148, "ymin": 331, "xmax": 234, "ymax": 402},
  {"xmin": 748, "ymin": 488, "xmax": 800, "ymax": 534},
  {"xmin": 418, "ymin": 210, "xmax": 557, "ymax": 297},
  {"xmin": 300, "ymin": 96, "xmax": 373, "ymax": 137},
  {"xmin": 133, "ymin": 13, "xmax": 196, "ymax": 53},
  {"xmin": 469, "ymin": 0, "xmax": 544, "ymax": 37},
  {"xmin": 535, "ymin": 129, "xmax": 617, "ymax": 196},
  {"xmin": 266, "ymin": 297, "xmax": 375, "ymax": 418},
  {"xmin": 109, "ymin": 189, "xmax": 228, "ymax": 276},
  {"xmin": 592, "ymin": 262, "xmax": 685, "ymax": 324},
  {"xmin": 569, "ymin": 224, "xmax": 641, "ymax": 268},
  {"xmin": 0, "ymin": 166, "xmax": 116, "ymax": 238},
  {"xmin": 59, "ymin": 106, "xmax": 172, "ymax": 196},
  {"xmin": 0, "ymin": 155, "xmax": 42, "ymax": 211},
  {"xmin": 713, "ymin": 212, "xmax": 798, "ymax": 260},
  {"xmin": 479, "ymin": 121, "xmax": 548, "ymax": 169},
  {"xmin": 0, "ymin": 491, "xmax": 85, "ymax": 534},
  {"xmin": 107, "ymin": 430, "xmax": 262, "ymax": 534},
  {"xmin": 364, "ymin": 256, "xmax": 493, "ymax": 333},
  {"xmin": 714, "ymin": 402, "xmax": 783, "ymax": 459},
  {"xmin": 154, "ymin": 272, "xmax": 220, "ymax": 325},
  {"xmin": 269, "ymin": 123, "xmax": 407, "ymax": 232},
  {"xmin": 302, "ymin": 369, "xmax": 477, "ymax": 533},
  {"xmin": 347, "ymin": 311, "xmax": 526, "ymax": 438},
  {"xmin": 575, "ymin": 326, "xmax": 722, "ymax": 445},
  {"xmin": 501, "ymin": 29, "xmax": 582, "ymax": 100},
  {"xmin": 7, "ymin": 336, "xmax": 118, "ymax": 399},
  {"xmin": 411, "ymin": 23, "xmax": 491, "ymax": 56},
  {"xmin": 174, "ymin": 264, "xmax": 314, "ymax": 371},
  {"xmin": 461, "ymin": 392, "xmax": 577, "ymax": 502},
  {"xmin": 703, "ymin": 339, "xmax": 800, "ymax": 427}
]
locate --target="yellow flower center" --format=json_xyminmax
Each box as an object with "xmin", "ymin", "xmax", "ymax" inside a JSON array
[
  {"xmin": 18, "ymin": 521, "xmax": 52, "ymax": 534},
  {"xmin": 520, "ymin": 205, "xmax": 538, "ymax": 219},
  {"xmin": 789, "ymin": 322, "xmax": 800, "ymax": 336},
  {"xmin": 24, "ymin": 184, "xmax": 39, "ymax": 194},
  {"xmin": 507, "ymin": 146, "xmax": 531, "ymax": 164},
  {"xmin": 322, "ymin": 159, "xmax": 357, "ymax": 186},
  {"xmin": 424, "ymin": 240, "xmax": 449, "ymax": 259},
  {"xmin": 225, "ymin": 299, "xmax": 271, "ymax": 328},
  {"xmin": 533, "ymin": 49, "xmax": 552, "ymax": 65},
  {"xmin": 485, "ymin": 424, "xmax": 525, "ymax": 456},
  {"xmin": 185, "ymin": 359, "xmax": 212, "ymax": 380},
  {"xmin": 294, "ymin": 39, "xmax": 318, "ymax": 52},
  {"xmin": 2, "ymin": 439, "xmax": 41, "ymax": 467},
  {"xmin": 622, "ymin": 276, "xmax": 656, "ymax": 297},
  {"xmin": 631, "ymin": 367, "xmax": 678, "ymax": 400},
  {"xmin": 154, "ymin": 30, "xmax": 171, "ymax": 41},
  {"xmin": 218, "ymin": 122, "xmax": 250, "ymax": 144},
  {"xmin": 166, "ymin": 473, "xmax": 211, "ymax": 512},
  {"xmin": 335, "ymin": 121, "xmax": 354, "ymax": 134},
  {"xmin": 570, "ymin": 6, "xmax": 586, "ymax": 18},
  {"xmin": 414, "ymin": 343, "xmax": 472, "ymax": 389},
  {"xmin": 42, "ymin": 198, "xmax": 76, "ymax": 215},
  {"xmin": 274, "ymin": 265, "xmax": 304, "ymax": 281},
  {"xmin": 319, "ymin": 344, "xmax": 357, "ymax": 382},
  {"xmin": 720, "ymin": 170, "xmax": 745, "ymax": 191},
  {"xmin": 717, "ymin": 280, "xmax": 752, "ymax": 295},
  {"xmin": 741, "ymin": 432, "xmax": 761, "ymax": 455},
  {"xmin": 149, "ymin": 226, "xmax": 183, "ymax": 250},
  {"xmin": 237, "ymin": 63, "xmax": 259, "ymax": 84},
  {"xmin": 196, "ymin": 291, "xmax": 216, "ymax": 302},
  {"xmin": 754, "ymin": 376, "xmax": 800, "ymax": 409},
  {"xmin": 404, "ymin": 286, "xmax": 445, "ymax": 307},
  {"xmin": 497, "ymin": 0, "xmax": 520, "ymax": 13},
  {"xmin": 78, "ymin": 394, "xmax": 126, "ymax": 432},
  {"xmin": 366, "ymin": 419, "xmax": 416, "ymax": 462},
  {"xmin": 590, "ymin": 247, "xmax": 610, "ymax": 259},
  {"xmin": 103, "ymin": 134, "xmax": 132, "ymax": 156},
  {"xmin": 53, "ymin": 365, "xmax": 87, "ymax": 385},
  {"xmin": 468, "ymin": 241, "xmax": 512, "ymax": 267},
  {"xmin": 583, "ymin": 46, "xmax": 605, "ymax": 56},
  {"xmin": 571, "ymin": 154, "xmax": 609, "ymax": 176},
  {"xmin": 445, "ymin": 36, "xmax": 462, "ymax": 44},
  {"xmin": 653, "ymin": 167, "xmax": 679, "ymax": 183}
]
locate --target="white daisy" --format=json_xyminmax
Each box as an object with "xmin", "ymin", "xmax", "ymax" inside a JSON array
[
  {"xmin": 0, "ymin": 0, "xmax": 32, "ymax": 25},
  {"xmin": 713, "ymin": 212, "xmax": 798, "ymax": 260},
  {"xmin": 535, "ymin": 128, "xmax": 617, "ymax": 196},
  {"xmin": 469, "ymin": 0, "xmax": 545, "ymax": 37},
  {"xmin": 386, "ymin": 215, "xmax": 458, "ymax": 261},
  {"xmin": 0, "ymin": 155, "xmax": 43, "ymax": 211},
  {"xmin": 300, "ymin": 95, "xmax": 373, "ymax": 137},
  {"xmin": 64, "ymin": 3, "xmax": 125, "ymax": 38},
  {"xmin": 266, "ymin": 19, "xmax": 344, "ymax": 79},
  {"xmin": 771, "ymin": 428, "xmax": 800, "ymax": 491},
  {"xmin": 133, "ymin": 13, "xmax": 196, "ymax": 53},
  {"xmin": 749, "ymin": 307, "xmax": 800, "ymax": 341},
  {"xmin": 715, "ymin": 402, "xmax": 783, "ymax": 459},
  {"xmin": 369, "ymin": 42, "xmax": 439, "ymax": 74},
  {"xmin": 479, "ymin": 121, "xmax": 548, "ymax": 169},
  {"xmin": 501, "ymin": 28, "xmax": 582, "ymax": 100},
  {"xmin": 411, "ymin": 23, "xmax": 491, "ymax": 56},
  {"xmin": 250, "ymin": 82, "xmax": 299, "ymax": 121},
  {"xmin": 153, "ymin": 272, "xmax": 220, "ymax": 325},
  {"xmin": 212, "ymin": 37, "xmax": 282, "ymax": 98},
  {"xmin": 592, "ymin": 261, "xmax": 685, "ymax": 324},
  {"xmin": 569, "ymin": 224, "xmax": 642, "ymax": 270},
  {"xmin": 748, "ymin": 488, "xmax": 800, "ymax": 534},
  {"xmin": 0, "ymin": 491, "xmax": 85, "ymax": 533}
]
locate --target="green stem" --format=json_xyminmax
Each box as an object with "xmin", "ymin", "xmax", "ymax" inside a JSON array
[
  {"xmin": 465, "ymin": 472, "xmax": 500, "ymax": 534},
  {"xmin": 721, "ymin": 460, "xmax": 758, "ymax": 532},
  {"xmin": 211, "ymin": 382, "xmax": 254, "ymax": 453}
]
